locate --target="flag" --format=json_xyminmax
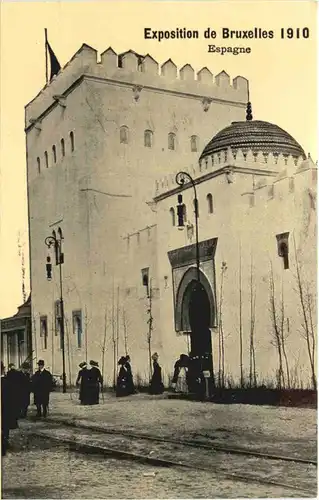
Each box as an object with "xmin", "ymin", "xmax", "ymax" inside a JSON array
[{"xmin": 46, "ymin": 39, "xmax": 61, "ymax": 80}]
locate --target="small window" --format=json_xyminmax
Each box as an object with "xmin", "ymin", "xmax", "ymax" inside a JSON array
[
  {"xmin": 168, "ymin": 133, "xmax": 176, "ymax": 151},
  {"xmin": 289, "ymin": 178, "xmax": 294, "ymax": 193},
  {"xmin": 169, "ymin": 207, "xmax": 176, "ymax": 226},
  {"xmin": 276, "ymin": 233, "xmax": 290, "ymax": 270},
  {"xmin": 144, "ymin": 130, "xmax": 153, "ymax": 148},
  {"xmin": 70, "ymin": 131, "xmax": 75, "ymax": 152},
  {"xmin": 52, "ymin": 145, "xmax": 57, "ymax": 164},
  {"xmin": 191, "ymin": 135, "xmax": 198, "ymax": 152},
  {"xmin": 37, "ymin": 157, "xmax": 41, "ymax": 174},
  {"xmin": 61, "ymin": 138, "xmax": 65, "ymax": 157},
  {"xmin": 207, "ymin": 193, "xmax": 213, "ymax": 214},
  {"xmin": 120, "ymin": 126, "xmax": 129, "ymax": 144},
  {"xmin": 73, "ymin": 310, "xmax": 82, "ymax": 349},
  {"xmin": 45, "ymin": 151, "xmax": 49, "ymax": 168},
  {"xmin": 55, "ymin": 300, "xmax": 62, "ymax": 345},
  {"xmin": 40, "ymin": 316, "xmax": 48, "ymax": 350}
]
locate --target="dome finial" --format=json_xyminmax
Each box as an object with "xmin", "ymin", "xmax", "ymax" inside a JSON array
[{"xmin": 246, "ymin": 85, "xmax": 253, "ymax": 121}]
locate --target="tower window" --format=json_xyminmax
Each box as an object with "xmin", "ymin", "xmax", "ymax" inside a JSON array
[
  {"xmin": 144, "ymin": 130, "xmax": 153, "ymax": 148},
  {"xmin": 168, "ymin": 133, "xmax": 176, "ymax": 151},
  {"xmin": 61, "ymin": 138, "xmax": 65, "ymax": 157},
  {"xmin": 52, "ymin": 145, "xmax": 57, "ymax": 164},
  {"xmin": 276, "ymin": 233, "xmax": 290, "ymax": 270},
  {"xmin": 70, "ymin": 131, "xmax": 75, "ymax": 152},
  {"xmin": 44, "ymin": 151, "xmax": 49, "ymax": 168},
  {"xmin": 73, "ymin": 310, "xmax": 82, "ymax": 349},
  {"xmin": 40, "ymin": 316, "xmax": 48, "ymax": 350},
  {"xmin": 169, "ymin": 207, "xmax": 176, "ymax": 226},
  {"xmin": 37, "ymin": 157, "xmax": 41, "ymax": 174},
  {"xmin": 120, "ymin": 126, "xmax": 129, "ymax": 144},
  {"xmin": 191, "ymin": 135, "xmax": 198, "ymax": 152},
  {"xmin": 207, "ymin": 193, "xmax": 213, "ymax": 214}
]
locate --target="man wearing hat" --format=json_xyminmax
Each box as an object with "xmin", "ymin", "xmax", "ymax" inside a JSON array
[
  {"xmin": 6, "ymin": 363, "xmax": 22, "ymax": 428},
  {"xmin": 19, "ymin": 362, "xmax": 32, "ymax": 418},
  {"xmin": 31, "ymin": 360, "xmax": 53, "ymax": 418}
]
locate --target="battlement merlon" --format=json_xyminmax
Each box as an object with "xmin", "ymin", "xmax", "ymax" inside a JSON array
[{"xmin": 25, "ymin": 44, "xmax": 249, "ymax": 127}]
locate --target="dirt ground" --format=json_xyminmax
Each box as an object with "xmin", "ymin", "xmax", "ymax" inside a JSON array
[
  {"xmin": 2, "ymin": 431, "xmax": 313, "ymax": 499},
  {"xmin": 45, "ymin": 391, "xmax": 316, "ymax": 460}
]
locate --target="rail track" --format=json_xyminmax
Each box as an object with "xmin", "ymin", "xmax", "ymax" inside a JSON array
[{"xmin": 22, "ymin": 419, "xmax": 317, "ymax": 497}]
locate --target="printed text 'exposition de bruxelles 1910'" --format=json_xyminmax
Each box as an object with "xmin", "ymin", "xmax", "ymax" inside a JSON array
[{"xmin": 144, "ymin": 27, "xmax": 310, "ymax": 55}]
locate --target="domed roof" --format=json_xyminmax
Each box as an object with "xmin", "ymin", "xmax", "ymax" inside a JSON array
[{"xmin": 200, "ymin": 120, "xmax": 306, "ymax": 161}]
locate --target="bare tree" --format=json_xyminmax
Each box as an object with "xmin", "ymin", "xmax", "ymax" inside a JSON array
[
  {"xmin": 218, "ymin": 262, "xmax": 227, "ymax": 388},
  {"xmin": 269, "ymin": 262, "xmax": 285, "ymax": 389},
  {"xmin": 64, "ymin": 315, "xmax": 73, "ymax": 387},
  {"xmin": 122, "ymin": 308, "xmax": 128, "ymax": 356},
  {"xmin": 112, "ymin": 287, "xmax": 116, "ymax": 388},
  {"xmin": 116, "ymin": 286, "xmax": 120, "ymax": 362},
  {"xmin": 238, "ymin": 246, "xmax": 244, "ymax": 387},
  {"xmin": 17, "ymin": 232, "xmax": 27, "ymax": 303},
  {"xmin": 146, "ymin": 278, "xmax": 153, "ymax": 382},
  {"xmin": 249, "ymin": 256, "xmax": 257, "ymax": 388},
  {"xmin": 84, "ymin": 306, "xmax": 90, "ymax": 363},
  {"xmin": 101, "ymin": 309, "xmax": 108, "ymax": 384},
  {"xmin": 293, "ymin": 238, "xmax": 316, "ymax": 389},
  {"xmin": 280, "ymin": 282, "xmax": 291, "ymax": 388}
]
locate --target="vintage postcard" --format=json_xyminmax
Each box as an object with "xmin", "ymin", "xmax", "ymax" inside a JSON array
[{"xmin": 0, "ymin": 0, "xmax": 317, "ymax": 498}]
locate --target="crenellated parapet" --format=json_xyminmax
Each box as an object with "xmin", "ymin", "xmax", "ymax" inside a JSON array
[
  {"xmin": 25, "ymin": 44, "xmax": 248, "ymax": 127},
  {"xmin": 154, "ymin": 147, "xmax": 307, "ymax": 199},
  {"xmin": 247, "ymin": 155, "xmax": 317, "ymax": 209},
  {"xmin": 123, "ymin": 224, "xmax": 157, "ymax": 250}
]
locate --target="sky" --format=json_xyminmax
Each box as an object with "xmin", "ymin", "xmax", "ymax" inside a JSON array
[{"xmin": 0, "ymin": 0, "xmax": 317, "ymax": 318}]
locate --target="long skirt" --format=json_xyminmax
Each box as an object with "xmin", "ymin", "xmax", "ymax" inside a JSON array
[{"xmin": 175, "ymin": 367, "xmax": 189, "ymax": 393}]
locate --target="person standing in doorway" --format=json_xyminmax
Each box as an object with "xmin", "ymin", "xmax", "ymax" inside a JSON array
[{"xmin": 32, "ymin": 360, "xmax": 53, "ymax": 418}]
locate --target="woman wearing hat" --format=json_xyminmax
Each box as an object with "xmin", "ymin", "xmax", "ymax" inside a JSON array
[
  {"xmin": 86, "ymin": 360, "xmax": 103, "ymax": 405},
  {"xmin": 149, "ymin": 353, "xmax": 164, "ymax": 395},
  {"xmin": 116, "ymin": 356, "xmax": 129, "ymax": 397},
  {"xmin": 75, "ymin": 362, "xmax": 89, "ymax": 405}
]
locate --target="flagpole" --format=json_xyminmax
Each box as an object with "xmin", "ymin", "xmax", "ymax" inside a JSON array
[{"xmin": 45, "ymin": 28, "xmax": 48, "ymax": 83}]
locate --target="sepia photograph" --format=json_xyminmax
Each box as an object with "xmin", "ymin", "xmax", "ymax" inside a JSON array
[{"xmin": 0, "ymin": 0, "xmax": 317, "ymax": 498}]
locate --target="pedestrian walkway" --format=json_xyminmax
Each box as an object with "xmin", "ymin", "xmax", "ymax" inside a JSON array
[{"xmin": 38, "ymin": 390, "xmax": 316, "ymax": 461}]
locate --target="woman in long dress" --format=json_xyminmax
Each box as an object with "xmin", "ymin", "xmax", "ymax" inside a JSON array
[
  {"xmin": 75, "ymin": 362, "xmax": 89, "ymax": 405},
  {"xmin": 116, "ymin": 356, "xmax": 129, "ymax": 397},
  {"xmin": 172, "ymin": 354, "xmax": 189, "ymax": 394},
  {"xmin": 149, "ymin": 352, "xmax": 164, "ymax": 395},
  {"xmin": 86, "ymin": 360, "xmax": 103, "ymax": 405}
]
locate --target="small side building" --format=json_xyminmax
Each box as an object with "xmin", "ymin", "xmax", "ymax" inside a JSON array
[{"xmin": 1, "ymin": 296, "xmax": 32, "ymax": 369}]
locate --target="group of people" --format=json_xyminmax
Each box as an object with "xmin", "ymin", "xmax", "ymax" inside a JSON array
[
  {"xmin": 1, "ymin": 359, "xmax": 53, "ymax": 456},
  {"xmin": 75, "ymin": 360, "xmax": 103, "ymax": 405},
  {"xmin": 75, "ymin": 353, "xmax": 165, "ymax": 404},
  {"xmin": 172, "ymin": 353, "xmax": 207, "ymax": 396}
]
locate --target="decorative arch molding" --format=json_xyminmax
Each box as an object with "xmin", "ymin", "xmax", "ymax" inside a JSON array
[{"xmin": 175, "ymin": 267, "xmax": 216, "ymax": 332}]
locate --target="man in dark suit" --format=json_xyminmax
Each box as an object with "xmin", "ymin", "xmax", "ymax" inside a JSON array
[
  {"xmin": 6, "ymin": 363, "xmax": 21, "ymax": 428},
  {"xmin": 32, "ymin": 360, "xmax": 53, "ymax": 418},
  {"xmin": 1, "ymin": 362, "xmax": 11, "ymax": 455},
  {"xmin": 19, "ymin": 362, "xmax": 32, "ymax": 418}
]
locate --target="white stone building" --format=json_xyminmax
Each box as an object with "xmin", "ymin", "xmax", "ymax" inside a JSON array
[{"xmin": 25, "ymin": 44, "xmax": 316, "ymax": 388}]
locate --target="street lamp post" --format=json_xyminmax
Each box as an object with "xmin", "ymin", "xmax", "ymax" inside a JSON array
[
  {"xmin": 45, "ymin": 228, "xmax": 67, "ymax": 393},
  {"xmin": 175, "ymin": 172, "xmax": 200, "ymax": 282},
  {"xmin": 175, "ymin": 172, "xmax": 210, "ymax": 400}
]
